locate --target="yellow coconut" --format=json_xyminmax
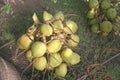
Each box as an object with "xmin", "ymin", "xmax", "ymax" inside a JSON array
[
  {"xmin": 43, "ymin": 11, "xmax": 53, "ymax": 21},
  {"xmin": 26, "ymin": 50, "xmax": 33, "ymax": 62},
  {"xmin": 17, "ymin": 34, "xmax": 34, "ymax": 50},
  {"xmin": 39, "ymin": 24, "xmax": 53, "ymax": 36},
  {"xmin": 64, "ymin": 20, "xmax": 78, "ymax": 34},
  {"xmin": 52, "ymin": 20, "xmax": 63, "ymax": 33},
  {"xmin": 69, "ymin": 52, "xmax": 81, "ymax": 65},
  {"xmin": 61, "ymin": 48, "xmax": 73, "ymax": 63},
  {"xmin": 33, "ymin": 56, "xmax": 47, "ymax": 71},
  {"xmin": 55, "ymin": 63, "xmax": 67, "ymax": 77},
  {"xmin": 47, "ymin": 39, "xmax": 62, "ymax": 53},
  {"xmin": 54, "ymin": 11, "xmax": 64, "ymax": 21},
  {"xmin": 68, "ymin": 34, "xmax": 80, "ymax": 47},
  {"xmin": 31, "ymin": 41, "xmax": 46, "ymax": 57},
  {"xmin": 49, "ymin": 53, "xmax": 62, "ymax": 68}
]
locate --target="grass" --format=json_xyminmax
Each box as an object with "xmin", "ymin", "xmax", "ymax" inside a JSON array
[{"xmin": 0, "ymin": 0, "xmax": 120, "ymax": 80}]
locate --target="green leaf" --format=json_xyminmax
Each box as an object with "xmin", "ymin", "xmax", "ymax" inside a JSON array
[{"xmin": 1, "ymin": 3, "xmax": 12, "ymax": 14}]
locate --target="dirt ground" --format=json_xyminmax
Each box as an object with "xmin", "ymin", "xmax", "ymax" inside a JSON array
[{"xmin": 0, "ymin": 0, "xmax": 120, "ymax": 80}]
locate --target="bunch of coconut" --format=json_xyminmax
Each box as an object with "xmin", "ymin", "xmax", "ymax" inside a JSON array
[
  {"xmin": 87, "ymin": 0, "xmax": 120, "ymax": 36},
  {"xmin": 17, "ymin": 11, "xmax": 80, "ymax": 77}
]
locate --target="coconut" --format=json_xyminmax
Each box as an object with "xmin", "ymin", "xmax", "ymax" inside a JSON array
[
  {"xmin": 33, "ymin": 56, "xmax": 47, "ymax": 71},
  {"xmin": 64, "ymin": 20, "xmax": 78, "ymax": 34},
  {"xmin": 54, "ymin": 11, "xmax": 64, "ymax": 21},
  {"xmin": 112, "ymin": 24, "xmax": 120, "ymax": 32},
  {"xmin": 68, "ymin": 34, "xmax": 80, "ymax": 47},
  {"xmin": 32, "ymin": 13, "xmax": 40, "ymax": 24},
  {"xmin": 55, "ymin": 63, "xmax": 67, "ymax": 77},
  {"xmin": 52, "ymin": 20, "xmax": 63, "ymax": 33},
  {"xmin": 91, "ymin": 24, "xmax": 100, "ymax": 33},
  {"xmin": 26, "ymin": 50, "xmax": 33, "ymax": 62},
  {"xmin": 17, "ymin": 34, "xmax": 34, "ymax": 50},
  {"xmin": 89, "ymin": 18, "xmax": 97, "ymax": 25},
  {"xmin": 43, "ymin": 11, "xmax": 53, "ymax": 21},
  {"xmin": 31, "ymin": 41, "xmax": 46, "ymax": 57},
  {"xmin": 46, "ymin": 64, "xmax": 54, "ymax": 70},
  {"xmin": 100, "ymin": 21, "xmax": 112, "ymax": 33},
  {"xmin": 61, "ymin": 48, "xmax": 73, "ymax": 63},
  {"xmin": 89, "ymin": 0, "xmax": 99, "ymax": 9},
  {"xmin": 49, "ymin": 53, "xmax": 62, "ymax": 68},
  {"xmin": 57, "ymin": 34, "xmax": 65, "ymax": 39},
  {"xmin": 106, "ymin": 8, "xmax": 117, "ymax": 19},
  {"xmin": 101, "ymin": 0, "xmax": 111, "ymax": 10},
  {"xmin": 47, "ymin": 39, "xmax": 62, "ymax": 53},
  {"xmin": 102, "ymin": 32, "xmax": 109, "ymax": 36},
  {"xmin": 39, "ymin": 24, "xmax": 53, "ymax": 36},
  {"xmin": 69, "ymin": 52, "xmax": 80, "ymax": 65},
  {"xmin": 87, "ymin": 8, "xmax": 95, "ymax": 19}
]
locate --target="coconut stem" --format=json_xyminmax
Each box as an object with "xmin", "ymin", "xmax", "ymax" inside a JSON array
[{"xmin": 0, "ymin": 39, "xmax": 15, "ymax": 50}]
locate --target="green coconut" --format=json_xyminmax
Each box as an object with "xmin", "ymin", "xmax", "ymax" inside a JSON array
[
  {"xmin": 102, "ymin": 32, "xmax": 109, "ymax": 36},
  {"xmin": 47, "ymin": 39, "xmax": 62, "ymax": 53},
  {"xmin": 52, "ymin": 20, "xmax": 63, "ymax": 33},
  {"xmin": 89, "ymin": 0, "xmax": 99, "ymax": 9},
  {"xmin": 61, "ymin": 48, "xmax": 73, "ymax": 63},
  {"xmin": 101, "ymin": 0, "xmax": 111, "ymax": 10},
  {"xmin": 68, "ymin": 34, "xmax": 80, "ymax": 47},
  {"xmin": 17, "ymin": 34, "xmax": 34, "ymax": 50},
  {"xmin": 43, "ymin": 11, "xmax": 53, "ymax": 21},
  {"xmin": 49, "ymin": 53, "xmax": 62, "ymax": 68},
  {"xmin": 91, "ymin": 24, "xmax": 100, "ymax": 33},
  {"xmin": 39, "ymin": 24, "xmax": 53, "ymax": 36},
  {"xmin": 89, "ymin": 18, "xmax": 97, "ymax": 25},
  {"xmin": 55, "ymin": 63, "xmax": 67, "ymax": 77},
  {"xmin": 64, "ymin": 20, "xmax": 78, "ymax": 34},
  {"xmin": 33, "ymin": 56, "xmax": 47, "ymax": 71},
  {"xmin": 54, "ymin": 11, "xmax": 64, "ymax": 21},
  {"xmin": 112, "ymin": 24, "xmax": 120, "ymax": 32},
  {"xmin": 106, "ymin": 8, "xmax": 117, "ymax": 19},
  {"xmin": 31, "ymin": 41, "xmax": 46, "ymax": 57},
  {"xmin": 87, "ymin": 8, "xmax": 95, "ymax": 19},
  {"xmin": 100, "ymin": 21, "xmax": 112, "ymax": 33}
]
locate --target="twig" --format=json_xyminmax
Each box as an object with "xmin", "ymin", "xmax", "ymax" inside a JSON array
[
  {"xmin": 99, "ymin": 48, "xmax": 120, "ymax": 64},
  {"xmin": 102, "ymin": 52, "xmax": 120, "ymax": 65},
  {"xmin": 11, "ymin": 50, "xmax": 27, "ymax": 61},
  {"xmin": 92, "ymin": 71, "xmax": 112, "ymax": 80},
  {"xmin": 86, "ymin": 64, "xmax": 101, "ymax": 80},
  {"xmin": 0, "ymin": 39, "xmax": 15, "ymax": 49},
  {"xmin": 77, "ymin": 75, "xmax": 87, "ymax": 80},
  {"xmin": 21, "ymin": 62, "xmax": 33, "ymax": 78},
  {"xmin": 65, "ymin": 14, "xmax": 78, "ymax": 17},
  {"xmin": 77, "ymin": 52, "xmax": 120, "ymax": 80},
  {"xmin": 42, "ymin": 69, "xmax": 47, "ymax": 80},
  {"xmin": 30, "ymin": 65, "xmax": 34, "ymax": 80}
]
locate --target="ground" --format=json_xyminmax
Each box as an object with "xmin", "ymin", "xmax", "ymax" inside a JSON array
[{"xmin": 0, "ymin": 0, "xmax": 120, "ymax": 80}]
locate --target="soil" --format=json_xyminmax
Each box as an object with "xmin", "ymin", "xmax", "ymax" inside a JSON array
[
  {"xmin": 0, "ymin": 0, "xmax": 46, "ymax": 79},
  {"xmin": 0, "ymin": 0, "xmax": 120, "ymax": 80}
]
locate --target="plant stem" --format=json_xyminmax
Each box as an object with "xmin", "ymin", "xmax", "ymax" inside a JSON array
[{"xmin": 78, "ymin": 52, "xmax": 120, "ymax": 80}]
